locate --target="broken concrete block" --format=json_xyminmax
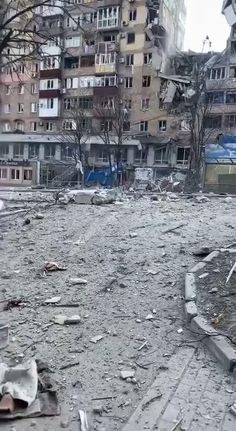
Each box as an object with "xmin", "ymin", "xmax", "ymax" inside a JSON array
[
  {"xmin": 90, "ymin": 335, "xmax": 104, "ymax": 344},
  {"xmin": 52, "ymin": 315, "xmax": 67, "ymax": 325},
  {"xmin": 129, "ymin": 232, "xmax": 138, "ymax": 238},
  {"xmin": 0, "ymin": 322, "xmax": 9, "ymax": 350},
  {"xmin": 65, "ymin": 315, "xmax": 81, "ymax": 324},
  {"xmin": 69, "ymin": 278, "xmax": 88, "ymax": 286},
  {"xmin": 34, "ymin": 213, "xmax": 44, "ymax": 220},
  {"xmin": 45, "ymin": 296, "xmax": 61, "ymax": 304},
  {"xmin": 120, "ymin": 370, "xmax": 135, "ymax": 380}
]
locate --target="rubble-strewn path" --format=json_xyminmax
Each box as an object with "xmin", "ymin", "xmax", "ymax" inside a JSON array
[{"xmin": 1, "ymin": 195, "xmax": 236, "ymax": 430}]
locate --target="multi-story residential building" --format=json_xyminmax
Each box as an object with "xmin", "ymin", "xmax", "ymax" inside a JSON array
[{"xmin": 0, "ymin": 0, "xmax": 187, "ymax": 186}]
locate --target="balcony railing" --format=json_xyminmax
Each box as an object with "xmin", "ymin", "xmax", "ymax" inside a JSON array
[{"xmin": 96, "ymin": 42, "xmax": 118, "ymax": 54}]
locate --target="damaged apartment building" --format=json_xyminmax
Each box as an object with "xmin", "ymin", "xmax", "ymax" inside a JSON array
[{"xmin": 0, "ymin": 0, "xmax": 187, "ymax": 186}]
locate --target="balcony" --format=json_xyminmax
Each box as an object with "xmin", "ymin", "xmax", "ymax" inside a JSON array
[
  {"xmin": 95, "ymin": 53, "xmax": 117, "ymax": 74},
  {"xmin": 96, "ymin": 0, "xmax": 121, "ymax": 7},
  {"xmin": 96, "ymin": 41, "xmax": 118, "ymax": 54},
  {"xmin": 97, "ymin": 7, "xmax": 120, "ymax": 30},
  {"xmin": 39, "ymin": 89, "xmax": 61, "ymax": 98},
  {"xmin": 40, "ymin": 69, "xmax": 62, "ymax": 79}
]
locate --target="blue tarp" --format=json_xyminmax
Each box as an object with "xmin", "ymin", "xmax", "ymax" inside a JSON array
[
  {"xmin": 206, "ymin": 135, "xmax": 236, "ymax": 163},
  {"xmin": 85, "ymin": 163, "xmax": 125, "ymax": 187}
]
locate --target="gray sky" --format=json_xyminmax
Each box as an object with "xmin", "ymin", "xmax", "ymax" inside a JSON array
[{"xmin": 184, "ymin": 0, "xmax": 230, "ymax": 52}]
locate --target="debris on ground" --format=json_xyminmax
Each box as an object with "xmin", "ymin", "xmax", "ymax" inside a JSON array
[
  {"xmin": 52, "ymin": 314, "xmax": 81, "ymax": 325},
  {"xmin": 0, "ymin": 359, "xmax": 59, "ymax": 419},
  {"xmin": 229, "ymin": 402, "xmax": 236, "ymax": 416},
  {"xmin": 62, "ymin": 189, "xmax": 121, "ymax": 206},
  {"xmin": 90, "ymin": 335, "xmax": 105, "ymax": 344},
  {"xmin": 129, "ymin": 232, "xmax": 138, "ymax": 238},
  {"xmin": 79, "ymin": 410, "xmax": 89, "ymax": 431},
  {"xmin": 163, "ymin": 223, "xmax": 185, "ymax": 235},
  {"xmin": 199, "ymin": 273, "xmax": 209, "ymax": 279},
  {"xmin": 193, "ymin": 247, "xmax": 212, "ymax": 257},
  {"xmin": 145, "ymin": 314, "xmax": 155, "ymax": 320},
  {"xmin": 45, "ymin": 296, "xmax": 61, "ymax": 304},
  {"xmin": 0, "ymin": 323, "xmax": 9, "ymax": 349},
  {"xmin": 34, "ymin": 213, "xmax": 44, "ymax": 220},
  {"xmin": 226, "ymin": 262, "xmax": 236, "ymax": 284},
  {"xmin": 0, "ymin": 200, "xmax": 5, "ymax": 212},
  {"xmin": 69, "ymin": 278, "xmax": 88, "ymax": 286},
  {"xmin": 44, "ymin": 261, "xmax": 67, "ymax": 272},
  {"xmin": 120, "ymin": 370, "xmax": 135, "ymax": 380},
  {"xmin": 195, "ymin": 195, "xmax": 210, "ymax": 203},
  {"xmin": 23, "ymin": 218, "xmax": 31, "ymax": 226}
]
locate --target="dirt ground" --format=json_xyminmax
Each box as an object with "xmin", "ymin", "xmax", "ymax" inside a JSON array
[
  {"xmin": 196, "ymin": 250, "xmax": 236, "ymax": 342},
  {"xmin": 0, "ymin": 193, "xmax": 236, "ymax": 431}
]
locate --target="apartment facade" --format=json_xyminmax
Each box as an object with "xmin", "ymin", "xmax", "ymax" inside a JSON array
[{"xmin": 0, "ymin": 0, "xmax": 187, "ymax": 186}]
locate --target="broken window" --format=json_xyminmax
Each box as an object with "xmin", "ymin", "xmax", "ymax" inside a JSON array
[
  {"xmin": 95, "ymin": 148, "xmax": 109, "ymax": 163},
  {"xmin": 154, "ymin": 148, "xmax": 168, "ymax": 164},
  {"xmin": 0, "ymin": 168, "xmax": 7, "ymax": 179},
  {"xmin": 177, "ymin": 147, "xmax": 190, "ymax": 166},
  {"xmin": 79, "ymin": 97, "xmax": 93, "ymax": 109},
  {"xmin": 134, "ymin": 147, "xmax": 147, "ymax": 163},
  {"xmin": 123, "ymin": 121, "xmax": 130, "ymax": 131},
  {"xmin": 64, "ymin": 57, "xmax": 79, "ymax": 69},
  {"xmin": 100, "ymin": 97, "xmax": 114, "ymax": 109},
  {"xmin": 139, "ymin": 121, "xmax": 148, "ymax": 132},
  {"xmin": 124, "ymin": 77, "xmax": 133, "ymax": 88},
  {"xmin": 144, "ymin": 53, "xmax": 152, "ymax": 64},
  {"xmin": 225, "ymin": 114, "xmax": 236, "ymax": 128},
  {"xmin": 230, "ymin": 66, "xmax": 236, "ymax": 78},
  {"xmin": 226, "ymin": 91, "xmax": 236, "ymax": 104},
  {"xmin": 141, "ymin": 98, "xmax": 150, "ymax": 110},
  {"xmin": 207, "ymin": 92, "xmax": 224, "ymax": 104},
  {"xmin": 45, "ymin": 144, "xmax": 56, "ymax": 159},
  {"xmin": 231, "ymin": 41, "xmax": 236, "ymax": 54},
  {"xmin": 124, "ymin": 99, "xmax": 132, "ymax": 109},
  {"xmin": 159, "ymin": 120, "xmax": 167, "ymax": 131},
  {"xmin": 103, "ymin": 34, "xmax": 116, "ymax": 42},
  {"xmin": 129, "ymin": 9, "xmax": 137, "ymax": 21},
  {"xmin": 127, "ymin": 33, "xmax": 135, "ymax": 44},
  {"xmin": 11, "ymin": 169, "xmax": 20, "ymax": 180},
  {"xmin": 23, "ymin": 169, "xmax": 32, "ymax": 181},
  {"xmin": 204, "ymin": 115, "xmax": 222, "ymax": 129},
  {"xmin": 80, "ymin": 56, "xmax": 95, "ymax": 67},
  {"xmin": 13, "ymin": 143, "xmax": 24, "ymax": 158},
  {"xmin": 210, "ymin": 68, "xmax": 226, "ymax": 80},
  {"xmin": 100, "ymin": 120, "xmax": 113, "ymax": 132},
  {"xmin": 142, "ymin": 76, "xmax": 151, "ymax": 87},
  {"xmin": 126, "ymin": 54, "xmax": 134, "ymax": 66}
]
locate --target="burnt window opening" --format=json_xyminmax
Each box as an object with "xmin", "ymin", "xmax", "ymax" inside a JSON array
[
  {"xmin": 123, "ymin": 121, "xmax": 130, "ymax": 131},
  {"xmin": 142, "ymin": 75, "xmax": 151, "ymax": 87},
  {"xmin": 64, "ymin": 57, "xmax": 79, "ymax": 69},
  {"xmin": 226, "ymin": 91, "xmax": 236, "ymax": 104},
  {"xmin": 127, "ymin": 33, "xmax": 135, "ymax": 44},
  {"xmin": 80, "ymin": 56, "xmax": 95, "ymax": 67},
  {"xmin": 225, "ymin": 115, "xmax": 236, "ymax": 129},
  {"xmin": 230, "ymin": 66, "xmax": 236, "ymax": 78},
  {"xmin": 231, "ymin": 41, "xmax": 236, "ymax": 54},
  {"xmin": 204, "ymin": 115, "xmax": 222, "ymax": 129},
  {"xmin": 207, "ymin": 92, "xmax": 224, "ymax": 104},
  {"xmin": 177, "ymin": 147, "xmax": 190, "ymax": 165}
]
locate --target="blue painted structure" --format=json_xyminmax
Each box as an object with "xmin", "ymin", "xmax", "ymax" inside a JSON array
[{"xmin": 206, "ymin": 136, "xmax": 236, "ymax": 164}]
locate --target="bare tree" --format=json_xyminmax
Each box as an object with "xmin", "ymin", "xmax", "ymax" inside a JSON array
[
  {"xmin": 0, "ymin": 0, "xmax": 87, "ymax": 69},
  {"xmin": 170, "ymin": 53, "xmax": 223, "ymax": 191},
  {"xmin": 58, "ymin": 101, "xmax": 92, "ymax": 187},
  {"xmin": 94, "ymin": 95, "xmax": 130, "ymax": 186}
]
